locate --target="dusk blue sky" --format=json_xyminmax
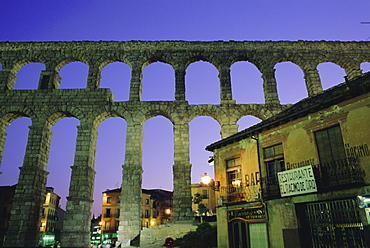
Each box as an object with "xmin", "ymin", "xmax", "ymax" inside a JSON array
[{"xmin": 1, "ymin": 0, "xmax": 370, "ymax": 215}]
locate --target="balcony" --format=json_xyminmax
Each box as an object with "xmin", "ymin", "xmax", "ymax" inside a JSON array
[
  {"xmin": 317, "ymin": 157, "xmax": 364, "ymax": 188},
  {"xmin": 219, "ymin": 183, "xmax": 261, "ymax": 204},
  {"xmin": 262, "ymin": 157, "xmax": 365, "ymax": 199}
]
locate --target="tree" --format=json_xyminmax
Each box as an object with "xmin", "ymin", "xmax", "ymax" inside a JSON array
[{"xmin": 193, "ymin": 193, "xmax": 206, "ymax": 222}]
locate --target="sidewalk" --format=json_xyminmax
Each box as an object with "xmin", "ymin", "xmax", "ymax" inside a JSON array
[{"xmin": 129, "ymin": 240, "xmax": 165, "ymax": 247}]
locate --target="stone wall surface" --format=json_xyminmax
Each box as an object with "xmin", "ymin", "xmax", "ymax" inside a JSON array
[{"xmin": 1, "ymin": 40, "xmax": 370, "ymax": 247}]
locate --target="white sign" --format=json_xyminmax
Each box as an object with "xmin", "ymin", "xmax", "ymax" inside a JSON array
[{"xmin": 278, "ymin": 165, "xmax": 317, "ymax": 197}]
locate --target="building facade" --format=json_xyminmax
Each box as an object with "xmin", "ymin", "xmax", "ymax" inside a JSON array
[
  {"xmin": 101, "ymin": 188, "xmax": 173, "ymax": 245},
  {"xmin": 206, "ymin": 73, "xmax": 370, "ymax": 247},
  {"xmin": 191, "ymin": 182, "xmax": 217, "ymax": 218},
  {"xmin": 0, "ymin": 185, "xmax": 64, "ymax": 247},
  {"xmin": 40, "ymin": 187, "xmax": 65, "ymax": 247}
]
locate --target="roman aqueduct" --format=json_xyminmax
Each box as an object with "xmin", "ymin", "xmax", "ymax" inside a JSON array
[{"xmin": 1, "ymin": 40, "xmax": 370, "ymax": 247}]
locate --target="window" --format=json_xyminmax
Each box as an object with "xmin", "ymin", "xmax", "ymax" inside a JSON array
[
  {"xmin": 226, "ymin": 157, "xmax": 242, "ymax": 187},
  {"xmin": 106, "ymin": 197, "xmax": 111, "ymax": 204},
  {"xmin": 116, "ymin": 208, "xmax": 120, "ymax": 218},
  {"xmin": 315, "ymin": 125, "xmax": 346, "ymax": 164},
  {"xmin": 105, "ymin": 208, "xmax": 111, "ymax": 218},
  {"xmin": 314, "ymin": 125, "xmax": 361, "ymax": 187},
  {"xmin": 264, "ymin": 144, "xmax": 285, "ymax": 184},
  {"xmin": 202, "ymin": 190, "xmax": 208, "ymax": 198},
  {"xmin": 105, "ymin": 221, "xmax": 110, "ymax": 230},
  {"xmin": 145, "ymin": 199, "xmax": 149, "ymax": 205},
  {"xmin": 145, "ymin": 210, "xmax": 149, "ymax": 218}
]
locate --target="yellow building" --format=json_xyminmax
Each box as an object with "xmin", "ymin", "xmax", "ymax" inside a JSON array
[
  {"xmin": 40, "ymin": 187, "xmax": 65, "ymax": 247},
  {"xmin": 141, "ymin": 189, "xmax": 173, "ymax": 228},
  {"xmin": 191, "ymin": 179, "xmax": 217, "ymax": 217},
  {"xmin": 0, "ymin": 185, "xmax": 64, "ymax": 247},
  {"xmin": 206, "ymin": 73, "xmax": 370, "ymax": 247},
  {"xmin": 101, "ymin": 188, "xmax": 173, "ymax": 244}
]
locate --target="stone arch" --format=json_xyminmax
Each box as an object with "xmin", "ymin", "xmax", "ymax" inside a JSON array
[
  {"xmin": 142, "ymin": 54, "xmax": 176, "ymax": 69},
  {"xmin": 185, "ymin": 60, "xmax": 221, "ymax": 104},
  {"xmin": 187, "ymin": 105, "xmax": 225, "ymax": 126},
  {"xmin": 57, "ymin": 60, "xmax": 89, "ymax": 89},
  {"xmin": 7, "ymin": 58, "xmax": 46, "ymax": 89},
  {"xmin": 230, "ymin": 60, "xmax": 264, "ymax": 104},
  {"xmin": 0, "ymin": 105, "xmax": 36, "ymax": 122},
  {"xmin": 98, "ymin": 57, "xmax": 132, "ymax": 72},
  {"xmin": 235, "ymin": 104, "xmax": 275, "ymax": 121},
  {"xmin": 11, "ymin": 57, "xmax": 45, "ymax": 74},
  {"xmin": 141, "ymin": 60, "xmax": 176, "ymax": 101},
  {"xmin": 274, "ymin": 61, "xmax": 307, "ymax": 104},
  {"xmin": 55, "ymin": 57, "xmax": 90, "ymax": 72},
  {"xmin": 231, "ymin": 55, "xmax": 264, "ymax": 73},
  {"xmin": 272, "ymin": 53, "xmax": 307, "ymax": 71},
  {"xmin": 142, "ymin": 115, "xmax": 174, "ymax": 189},
  {"xmin": 317, "ymin": 55, "xmax": 348, "ymax": 71},
  {"xmin": 136, "ymin": 105, "xmax": 176, "ymax": 126},
  {"xmin": 237, "ymin": 115, "xmax": 262, "ymax": 131},
  {"xmin": 185, "ymin": 55, "xmax": 220, "ymax": 70},
  {"xmin": 42, "ymin": 106, "xmax": 84, "ymax": 129},
  {"xmin": 92, "ymin": 106, "xmax": 132, "ymax": 128},
  {"xmin": 99, "ymin": 61, "xmax": 132, "ymax": 101},
  {"xmin": 317, "ymin": 61, "xmax": 347, "ymax": 90}
]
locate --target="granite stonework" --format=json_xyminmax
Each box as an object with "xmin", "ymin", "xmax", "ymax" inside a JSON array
[{"xmin": 0, "ymin": 40, "xmax": 369, "ymax": 247}]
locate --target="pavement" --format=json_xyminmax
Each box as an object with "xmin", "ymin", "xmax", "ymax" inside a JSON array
[{"xmin": 128, "ymin": 240, "xmax": 166, "ymax": 247}]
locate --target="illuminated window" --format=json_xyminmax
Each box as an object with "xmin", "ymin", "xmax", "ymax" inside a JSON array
[{"xmin": 226, "ymin": 157, "xmax": 242, "ymax": 187}]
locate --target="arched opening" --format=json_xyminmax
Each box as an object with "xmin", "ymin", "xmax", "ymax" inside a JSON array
[
  {"xmin": 317, "ymin": 62, "xmax": 346, "ymax": 90},
  {"xmin": 0, "ymin": 117, "xmax": 31, "ymax": 185},
  {"xmin": 47, "ymin": 117, "xmax": 79, "ymax": 210},
  {"xmin": 189, "ymin": 116, "xmax": 221, "ymax": 183},
  {"xmin": 237, "ymin": 115, "xmax": 262, "ymax": 132},
  {"xmin": 100, "ymin": 62, "xmax": 131, "ymax": 102},
  {"xmin": 231, "ymin": 61, "xmax": 264, "ymax": 104},
  {"xmin": 94, "ymin": 117, "xmax": 127, "ymax": 216},
  {"xmin": 14, "ymin": 63, "xmax": 45, "ymax": 90},
  {"xmin": 186, "ymin": 61, "xmax": 220, "ymax": 104},
  {"xmin": 59, "ymin": 61, "xmax": 89, "ymax": 89},
  {"xmin": 142, "ymin": 62, "xmax": 175, "ymax": 101},
  {"xmin": 360, "ymin": 62, "xmax": 370, "ymax": 73},
  {"xmin": 275, "ymin": 62, "xmax": 307, "ymax": 104},
  {"xmin": 142, "ymin": 116, "xmax": 173, "ymax": 191}
]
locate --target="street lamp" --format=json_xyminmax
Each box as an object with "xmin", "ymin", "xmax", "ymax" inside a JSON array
[
  {"xmin": 201, "ymin": 173, "xmax": 220, "ymax": 191},
  {"xmin": 201, "ymin": 173, "xmax": 212, "ymax": 185}
]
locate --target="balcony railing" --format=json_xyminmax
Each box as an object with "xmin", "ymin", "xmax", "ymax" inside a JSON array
[
  {"xmin": 262, "ymin": 157, "xmax": 364, "ymax": 199},
  {"xmin": 219, "ymin": 183, "xmax": 261, "ymax": 204},
  {"xmin": 317, "ymin": 157, "xmax": 364, "ymax": 188}
]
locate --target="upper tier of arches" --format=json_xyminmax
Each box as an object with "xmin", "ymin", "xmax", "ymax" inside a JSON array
[{"xmin": 1, "ymin": 40, "xmax": 370, "ymax": 105}]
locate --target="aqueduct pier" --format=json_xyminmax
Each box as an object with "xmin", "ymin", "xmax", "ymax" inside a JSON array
[{"xmin": 1, "ymin": 40, "xmax": 370, "ymax": 247}]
